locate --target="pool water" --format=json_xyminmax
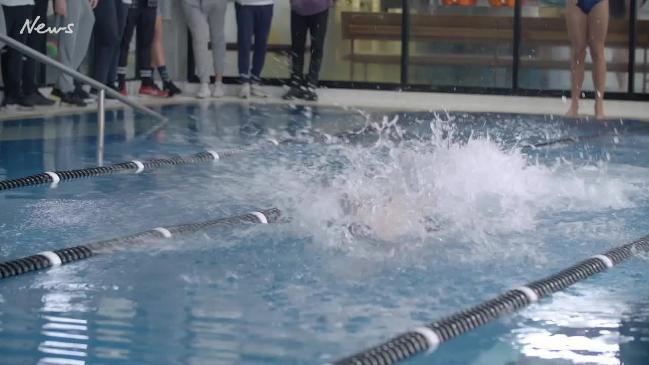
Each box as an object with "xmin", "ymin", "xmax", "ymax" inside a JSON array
[{"xmin": 0, "ymin": 102, "xmax": 648, "ymax": 365}]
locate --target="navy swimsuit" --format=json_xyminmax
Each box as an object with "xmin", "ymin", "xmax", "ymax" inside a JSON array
[{"xmin": 577, "ymin": 0, "xmax": 603, "ymax": 14}]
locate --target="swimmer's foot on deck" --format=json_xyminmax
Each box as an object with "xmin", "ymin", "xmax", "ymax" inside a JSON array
[{"xmin": 565, "ymin": 103, "xmax": 579, "ymax": 118}]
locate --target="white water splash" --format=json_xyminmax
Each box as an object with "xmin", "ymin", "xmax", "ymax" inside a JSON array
[{"xmin": 258, "ymin": 115, "xmax": 641, "ymax": 259}]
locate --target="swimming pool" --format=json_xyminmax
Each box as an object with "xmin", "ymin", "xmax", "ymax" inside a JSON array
[{"xmin": 1, "ymin": 102, "xmax": 648, "ymax": 365}]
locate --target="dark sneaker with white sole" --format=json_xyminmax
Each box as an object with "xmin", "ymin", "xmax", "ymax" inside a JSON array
[
  {"xmin": 23, "ymin": 90, "xmax": 56, "ymax": 106},
  {"xmin": 2, "ymin": 95, "xmax": 35, "ymax": 108},
  {"xmin": 282, "ymin": 87, "xmax": 305, "ymax": 100},
  {"xmin": 60, "ymin": 92, "xmax": 87, "ymax": 107}
]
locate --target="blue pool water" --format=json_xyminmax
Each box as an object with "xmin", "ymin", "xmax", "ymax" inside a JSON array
[{"xmin": 0, "ymin": 102, "xmax": 649, "ymax": 365}]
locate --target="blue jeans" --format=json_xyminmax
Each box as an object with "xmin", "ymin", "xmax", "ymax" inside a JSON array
[{"xmin": 235, "ymin": 3, "xmax": 273, "ymax": 84}]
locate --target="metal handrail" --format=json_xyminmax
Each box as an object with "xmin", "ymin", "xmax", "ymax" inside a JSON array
[{"xmin": 0, "ymin": 33, "xmax": 167, "ymax": 122}]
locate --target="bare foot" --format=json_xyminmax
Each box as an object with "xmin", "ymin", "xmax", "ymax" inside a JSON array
[
  {"xmin": 595, "ymin": 100, "xmax": 605, "ymax": 120},
  {"xmin": 565, "ymin": 103, "xmax": 579, "ymax": 118}
]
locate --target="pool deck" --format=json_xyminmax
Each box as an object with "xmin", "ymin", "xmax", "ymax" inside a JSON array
[{"xmin": 1, "ymin": 83, "xmax": 648, "ymax": 122}]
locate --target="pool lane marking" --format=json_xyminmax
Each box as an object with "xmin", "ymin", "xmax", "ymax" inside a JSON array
[
  {"xmin": 206, "ymin": 150, "xmax": 220, "ymax": 161},
  {"xmin": 153, "ymin": 227, "xmax": 173, "ymax": 239},
  {"xmin": 38, "ymin": 251, "xmax": 62, "ymax": 266},
  {"xmin": 131, "ymin": 160, "xmax": 145, "ymax": 174},
  {"xmin": 44, "ymin": 172, "xmax": 60, "ymax": 187},
  {"xmin": 413, "ymin": 327, "xmax": 441, "ymax": 354},
  {"xmin": 516, "ymin": 286, "xmax": 539, "ymax": 303},
  {"xmin": 250, "ymin": 211, "xmax": 268, "ymax": 224},
  {"xmin": 592, "ymin": 254, "xmax": 614, "ymax": 269}
]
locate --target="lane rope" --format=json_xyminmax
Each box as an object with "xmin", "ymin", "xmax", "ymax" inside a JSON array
[
  {"xmin": 332, "ymin": 235, "xmax": 649, "ymax": 365},
  {"xmin": 0, "ymin": 138, "xmax": 282, "ymax": 192},
  {"xmin": 0, "ymin": 208, "xmax": 281, "ymax": 281}
]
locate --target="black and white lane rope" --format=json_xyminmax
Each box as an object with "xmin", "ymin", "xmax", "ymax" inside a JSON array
[
  {"xmin": 0, "ymin": 139, "xmax": 280, "ymax": 192},
  {"xmin": 332, "ymin": 235, "xmax": 649, "ymax": 365},
  {"xmin": 0, "ymin": 208, "xmax": 280, "ymax": 281}
]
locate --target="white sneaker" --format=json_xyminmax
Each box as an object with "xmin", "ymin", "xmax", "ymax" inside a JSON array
[
  {"xmin": 251, "ymin": 84, "xmax": 268, "ymax": 98},
  {"xmin": 212, "ymin": 82, "xmax": 225, "ymax": 98},
  {"xmin": 196, "ymin": 83, "xmax": 210, "ymax": 99},
  {"xmin": 239, "ymin": 83, "xmax": 251, "ymax": 99}
]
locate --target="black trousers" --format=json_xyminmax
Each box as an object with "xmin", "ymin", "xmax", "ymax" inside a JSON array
[
  {"xmin": 118, "ymin": 5, "xmax": 156, "ymax": 81},
  {"xmin": 93, "ymin": 0, "xmax": 129, "ymax": 85},
  {"xmin": 1, "ymin": 5, "xmax": 33, "ymax": 99},
  {"xmin": 290, "ymin": 9, "xmax": 329, "ymax": 88},
  {"xmin": 23, "ymin": 0, "xmax": 49, "ymax": 94}
]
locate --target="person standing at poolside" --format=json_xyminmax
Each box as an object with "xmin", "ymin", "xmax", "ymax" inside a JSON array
[
  {"xmin": 117, "ymin": 0, "xmax": 168, "ymax": 97},
  {"xmin": 52, "ymin": 0, "xmax": 97, "ymax": 107},
  {"xmin": 181, "ymin": 0, "xmax": 227, "ymax": 99},
  {"xmin": 15, "ymin": 0, "xmax": 55, "ymax": 106},
  {"xmin": 282, "ymin": 0, "xmax": 333, "ymax": 102},
  {"xmin": 92, "ymin": 0, "xmax": 130, "ymax": 96},
  {"xmin": 565, "ymin": 0, "xmax": 609, "ymax": 119},
  {"xmin": 150, "ymin": 0, "xmax": 181, "ymax": 96},
  {"xmin": 0, "ymin": 0, "xmax": 35, "ymax": 108},
  {"xmin": 106, "ymin": 0, "xmax": 132, "ymax": 92},
  {"xmin": 235, "ymin": 0, "xmax": 274, "ymax": 99}
]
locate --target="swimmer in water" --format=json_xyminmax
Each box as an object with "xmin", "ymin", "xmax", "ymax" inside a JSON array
[{"xmin": 340, "ymin": 193, "xmax": 440, "ymax": 242}]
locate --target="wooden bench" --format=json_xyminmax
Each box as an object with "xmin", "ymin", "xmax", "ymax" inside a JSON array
[{"xmin": 342, "ymin": 12, "xmax": 649, "ymax": 91}]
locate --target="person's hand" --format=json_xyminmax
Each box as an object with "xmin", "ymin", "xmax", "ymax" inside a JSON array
[
  {"xmin": 54, "ymin": 0, "xmax": 67, "ymax": 18},
  {"xmin": 89, "ymin": 0, "xmax": 99, "ymax": 9}
]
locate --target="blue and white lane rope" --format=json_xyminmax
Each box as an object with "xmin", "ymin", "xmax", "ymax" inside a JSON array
[
  {"xmin": 0, "ymin": 208, "xmax": 280, "ymax": 281},
  {"xmin": 0, "ymin": 138, "xmax": 281, "ymax": 192},
  {"xmin": 332, "ymin": 235, "xmax": 649, "ymax": 365}
]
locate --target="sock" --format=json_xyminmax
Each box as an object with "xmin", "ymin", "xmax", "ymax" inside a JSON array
[
  {"xmin": 140, "ymin": 68, "xmax": 154, "ymax": 87},
  {"xmin": 117, "ymin": 67, "xmax": 127, "ymax": 87},
  {"xmin": 157, "ymin": 66, "xmax": 170, "ymax": 82}
]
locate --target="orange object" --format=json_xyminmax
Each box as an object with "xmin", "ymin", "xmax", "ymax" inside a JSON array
[
  {"xmin": 489, "ymin": 0, "xmax": 516, "ymax": 7},
  {"xmin": 442, "ymin": 0, "xmax": 477, "ymax": 6}
]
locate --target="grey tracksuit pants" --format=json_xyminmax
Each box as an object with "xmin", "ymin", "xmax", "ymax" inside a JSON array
[
  {"xmin": 181, "ymin": 0, "xmax": 227, "ymax": 84},
  {"xmin": 56, "ymin": 0, "xmax": 95, "ymax": 92}
]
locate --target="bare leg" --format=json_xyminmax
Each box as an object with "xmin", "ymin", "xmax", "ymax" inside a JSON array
[
  {"xmin": 151, "ymin": 16, "xmax": 165, "ymax": 69},
  {"xmin": 565, "ymin": 0, "xmax": 589, "ymax": 117},
  {"xmin": 587, "ymin": 0, "xmax": 609, "ymax": 119}
]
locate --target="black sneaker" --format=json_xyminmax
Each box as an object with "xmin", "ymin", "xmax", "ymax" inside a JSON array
[
  {"xmin": 163, "ymin": 81, "xmax": 182, "ymax": 97},
  {"xmin": 73, "ymin": 86, "xmax": 91, "ymax": 100},
  {"xmin": 2, "ymin": 94, "xmax": 35, "ymax": 108},
  {"xmin": 51, "ymin": 88, "xmax": 65, "ymax": 99},
  {"xmin": 23, "ymin": 90, "xmax": 56, "ymax": 106},
  {"xmin": 303, "ymin": 88, "xmax": 318, "ymax": 102},
  {"xmin": 282, "ymin": 87, "xmax": 305, "ymax": 100},
  {"xmin": 60, "ymin": 91, "xmax": 87, "ymax": 107}
]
